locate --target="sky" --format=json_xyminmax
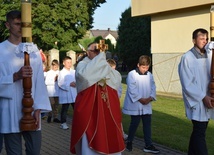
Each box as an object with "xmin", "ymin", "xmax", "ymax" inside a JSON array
[{"xmin": 92, "ymin": 0, "xmax": 131, "ymax": 31}]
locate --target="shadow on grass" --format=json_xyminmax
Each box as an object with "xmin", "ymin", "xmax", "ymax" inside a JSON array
[{"xmin": 122, "ymin": 109, "xmax": 214, "ymax": 154}]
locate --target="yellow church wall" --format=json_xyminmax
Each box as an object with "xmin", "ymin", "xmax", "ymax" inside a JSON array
[
  {"xmin": 152, "ymin": 7, "xmax": 210, "ymax": 53},
  {"xmin": 131, "ymin": 0, "xmax": 214, "ymax": 16},
  {"xmin": 150, "ymin": 6, "xmax": 213, "ymax": 95}
]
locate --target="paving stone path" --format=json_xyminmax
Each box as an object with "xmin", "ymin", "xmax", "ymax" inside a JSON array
[{"xmin": 1, "ymin": 117, "xmax": 186, "ymax": 155}]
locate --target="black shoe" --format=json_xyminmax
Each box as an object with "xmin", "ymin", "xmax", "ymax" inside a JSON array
[
  {"xmin": 126, "ymin": 141, "xmax": 132, "ymax": 152},
  {"xmin": 143, "ymin": 145, "xmax": 160, "ymax": 154},
  {"xmin": 47, "ymin": 116, "xmax": 52, "ymax": 123},
  {"xmin": 53, "ymin": 118, "xmax": 61, "ymax": 123},
  {"xmin": 41, "ymin": 113, "xmax": 47, "ymax": 119}
]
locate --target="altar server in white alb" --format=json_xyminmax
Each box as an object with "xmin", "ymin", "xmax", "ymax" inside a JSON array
[
  {"xmin": 58, "ymin": 56, "xmax": 77, "ymax": 130},
  {"xmin": 0, "ymin": 10, "xmax": 51, "ymax": 155},
  {"xmin": 122, "ymin": 55, "xmax": 159, "ymax": 154},
  {"xmin": 178, "ymin": 28, "xmax": 214, "ymax": 155},
  {"xmin": 45, "ymin": 59, "xmax": 61, "ymax": 123}
]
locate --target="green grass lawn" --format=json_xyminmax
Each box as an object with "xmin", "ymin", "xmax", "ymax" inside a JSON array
[{"xmin": 120, "ymin": 83, "xmax": 214, "ymax": 154}]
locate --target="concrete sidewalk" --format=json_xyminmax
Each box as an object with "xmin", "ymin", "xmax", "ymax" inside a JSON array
[{"xmin": 1, "ymin": 117, "xmax": 186, "ymax": 155}]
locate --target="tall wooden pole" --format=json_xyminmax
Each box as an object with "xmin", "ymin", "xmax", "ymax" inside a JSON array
[
  {"xmin": 20, "ymin": 0, "xmax": 36, "ymax": 131},
  {"xmin": 209, "ymin": 5, "xmax": 214, "ymax": 105}
]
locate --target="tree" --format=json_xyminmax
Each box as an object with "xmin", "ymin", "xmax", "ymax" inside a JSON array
[
  {"xmin": 117, "ymin": 7, "xmax": 151, "ymax": 71},
  {"xmin": 77, "ymin": 37, "xmax": 95, "ymax": 51},
  {"xmin": 0, "ymin": 0, "xmax": 106, "ymax": 50},
  {"xmin": 105, "ymin": 39, "xmax": 114, "ymax": 52},
  {"xmin": 94, "ymin": 36, "xmax": 103, "ymax": 44}
]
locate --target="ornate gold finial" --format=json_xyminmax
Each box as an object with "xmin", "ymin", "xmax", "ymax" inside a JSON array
[{"xmin": 96, "ymin": 40, "xmax": 108, "ymax": 52}]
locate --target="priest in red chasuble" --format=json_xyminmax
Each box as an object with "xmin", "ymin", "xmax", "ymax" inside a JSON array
[{"xmin": 70, "ymin": 42, "xmax": 125, "ymax": 155}]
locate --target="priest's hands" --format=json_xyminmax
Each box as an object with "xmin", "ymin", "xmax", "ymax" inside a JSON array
[
  {"xmin": 202, "ymin": 95, "xmax": 214, "ymax": 109},
  {"xmin": 13, "ymin": 66, "xmax": 32, "ymax": 82}
]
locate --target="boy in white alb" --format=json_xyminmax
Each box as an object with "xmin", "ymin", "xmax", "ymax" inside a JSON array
[
  {"xmin": 58, "ymin": 56, "xmax": 77, "ymax": 129},
  {"xmin": 45, "ymin": 59, "xmax": 60, "ymax": 123},
  {"xmin": 122, "ymin": 55, "xmax": 159, "ymax": 154}
]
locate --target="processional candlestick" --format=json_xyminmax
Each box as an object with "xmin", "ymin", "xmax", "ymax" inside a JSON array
[
  {"xmin": 96, "ymin": 40, "xmax": 108, "ymax": 52},
  {"xmin": 20, "ymin": 0, "xmax": 36, "ymax": 131}
]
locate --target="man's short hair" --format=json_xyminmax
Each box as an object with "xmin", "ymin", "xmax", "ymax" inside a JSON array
[
  {"xmin": 87, "ymin": 42, "xmax": 100, "ymax": 53},
  {"xmin": 6, "ymin": 10, "xmax": 21, "ymax": 22},
  {"xmin": 192, "ymin": 28, "xmax": 208, "ymax": 39}
]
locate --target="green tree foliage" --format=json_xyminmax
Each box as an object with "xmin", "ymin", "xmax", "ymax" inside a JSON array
[
  {"xmin": 117, "ymin": 7, "xmax": 151, "ymax": 70},
  {"xmin": 105, "ymin": 39, "xmax": 114, "ymax": 52},
  {"xmin": 0, "ymin": 0, "xmax": 106, "ymax": 49},
  {"xmin": 77, "ymin": 37, "xmax": 95, "ymax": 51},
  {"xmin": 94, "ymin": 36, "xmax": 103, "ymax": 43}
]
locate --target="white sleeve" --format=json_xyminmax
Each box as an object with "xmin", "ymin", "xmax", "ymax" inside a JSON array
[
  {"xmin": 45, "ymin": 71, "xmax": 55, "ymax": 86},
  {"xmin": 75, "ymin": 52, "xmax": 111, "ymax": 92},
  {"xmin": 58, "ymin": 70, "xmax": 69, "ymax": 91},
  {"xmin": 127, "ymin": 72, "xmax": 141, "ymax": 103},
  {"xmin": 0, "ymin": 62, "xmax": 14, "ymax": 99},
  {"xmin": 178, "ymin": 55, "xmax": 205, "ymax": 107}
]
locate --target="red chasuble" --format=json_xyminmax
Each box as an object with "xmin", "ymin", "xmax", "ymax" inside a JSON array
[{"xmin": 70, "ymin": 83, "xmax": 125, "ymax": 154}]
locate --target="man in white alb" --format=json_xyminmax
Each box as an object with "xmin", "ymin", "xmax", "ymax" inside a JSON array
[{"xmin": 0, "ymin": 10, "xmax": 51, "ymax": 155}]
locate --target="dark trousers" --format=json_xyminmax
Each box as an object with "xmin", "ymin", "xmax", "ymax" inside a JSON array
[
  {"xmin": 0, "ymin": 134, "xmax": 3, "ymax": 153},
  {"xmin": 127, "ymin": 114, "xmax": 152, "ymax": 147},
  {"xmin": 4, "ymin": 131, "xmax": 41, "ymax": 155},
  {"xmin": 48, "ymin": 97, "xmax": 59, "ymax": 118},
  {"xmin": 60, "ymin": 103, "xmax": 74, "ymax": 123},
  {"xmin": 188, "ymin": 120, "xmax": 208, "ymax": 155}
]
